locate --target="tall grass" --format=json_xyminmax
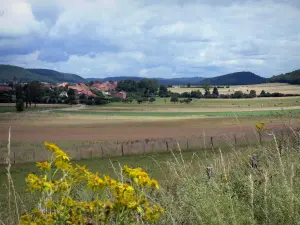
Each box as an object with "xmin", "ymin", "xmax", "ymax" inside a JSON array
[{"xmin": 2, "ymin": 127, "xmax": 300, "ymax": 224}]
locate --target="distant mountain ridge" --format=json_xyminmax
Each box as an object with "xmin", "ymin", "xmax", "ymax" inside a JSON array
[
  {"xmin": 0, "ymin": 65, "xmax": 86, "ymax": 83},
  {"xmin": 200, "ymin": 72, "xmax": 266, "ymax": 85},
  {"xmin": 0, "ymin": 64, "xmax": 267, "ymax": 85},
  {"xmin": 267, "ymin": 69, "xmax": 300, "ymax": 84}
]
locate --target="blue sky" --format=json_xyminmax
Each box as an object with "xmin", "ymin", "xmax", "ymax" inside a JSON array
[{"xmin": 0, "ymin": 0, "xmax": 300, "ymax": 78}]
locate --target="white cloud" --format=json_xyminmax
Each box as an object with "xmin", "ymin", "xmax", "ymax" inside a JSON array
[{"xmin": 0, "ymin": 0, "xmax": 300, "ymax": 78}]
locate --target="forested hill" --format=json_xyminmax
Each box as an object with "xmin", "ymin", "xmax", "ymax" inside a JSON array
[
  {"xmin": 200, "ymin": 72, "xmax": 266, "ymax": 85},
  {"xmin": 268, "ymin": 69, "xmax": 300, "ymax": 84},
  {"xmin": 0, "ymin": 65, "xmax": 86, "ymax": 83}
]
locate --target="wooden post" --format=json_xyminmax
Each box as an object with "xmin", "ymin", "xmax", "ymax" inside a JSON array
[
  {"xmin": 186, "ymin": 139, "xmax": 189, "ymax": 150},
  {"xmin": 13, "ymin": 152, "xmax": 16, "ymax": 164},
  {"xmin": 33, "ymin": 151, "xmax": 35, "ymax": 161},
  {"xmin": 210, "ymin": 137, "xmax": 214, "ymax": 148},
  {"xmin": 101, "ymin": 147, "xmax": 104, "ymax": 159},
  {"xmin": 206, "ymin": 166, "xmax": 213, "ymax": 180},
  {"xmin": 251, "ymin": 155, "xmax": 258, "ymax": 169},
  {"xmin": 90, "ymin": 149, "xmax": 92, "ymax": 158},
  {"xmin": 121, "ymin": 144, "xmax": 124, "ymax": 156},
  {"xmin": 234, "ymin": 134, "xmax": 237, "ymax": 145},
  {"xmin": 166, "ymin": 142, "xmax": 169, "ymax": 152},
  {"xmin": 143, "ymin": 142, "xmax": 146, "ymax": 155}
]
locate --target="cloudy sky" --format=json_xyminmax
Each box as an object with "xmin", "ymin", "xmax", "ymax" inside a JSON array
[{"xmin": 0, "ymin": 0, "xmax": 300, "ymax": 78}]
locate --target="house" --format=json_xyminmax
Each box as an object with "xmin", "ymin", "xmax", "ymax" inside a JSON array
[
  {"xmin": 91, "ymin": 81, "xmax": 118, "ymax": 92},
  {"xmin": 112, "ymin": 91, "xmax": 127, "ymax": 100},
  {"xmin": 68, "ymin": 83, "xmax": 96, "ymax": 97},
  {"xmin": 58, "ymin": 82, "xmax": 68, "ymax": 87},
  {"xmin": 59, "ymin": 91, "xmax": 68, "ymax": 98}
]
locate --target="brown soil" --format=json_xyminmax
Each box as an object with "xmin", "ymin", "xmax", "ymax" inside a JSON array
[{"xmin": 0, "ymin": 116, "xmax": 297, "ymax": 142}]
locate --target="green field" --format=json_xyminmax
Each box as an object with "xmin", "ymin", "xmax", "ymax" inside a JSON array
[{"xmin": 55, "ymin": 108, "xmax": 300, "ymax": 117}]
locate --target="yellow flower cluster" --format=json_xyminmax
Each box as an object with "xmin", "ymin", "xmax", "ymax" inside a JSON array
[
  {"xmin": 123, "ymin": 165, "xmax": 159, "ymax": 189},
  {"xmin": 255, "ymin": 122, "xmax": 265, "ymax": 132},
  {"xmin": 20, "ymin": 142, "xmax": 163, "ymax": 225}
]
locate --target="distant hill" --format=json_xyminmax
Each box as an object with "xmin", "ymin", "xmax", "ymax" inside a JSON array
[
  {"xmin": 200, "ymin": 72, "xmax": 266, "ymax": 85},
  {"xmin": 0, "ymin": 65, "xmax": 86, "ymax": 83},
  {"xmin": 267, "ymin": 69, "xmax": 300, "ymax": 84},
  {"xmin": 27, "ymin": 69, "xmax": 86, "ymax": 83},
  {"xmin": 87, "ymin": 76, "xmax": 205, "ymax": 85}
]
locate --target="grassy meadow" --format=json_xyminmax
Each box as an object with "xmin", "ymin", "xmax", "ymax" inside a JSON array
[{"xmin": 1, "ymin": 90, "xmax": 300, "ymax": 223}]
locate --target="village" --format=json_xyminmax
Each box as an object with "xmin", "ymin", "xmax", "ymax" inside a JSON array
[{"xmin": 0, "ymin": 80, "xmax": 127, "ymax": 104}]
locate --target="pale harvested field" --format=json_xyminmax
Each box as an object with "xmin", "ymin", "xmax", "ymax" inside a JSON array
[{"xmin": 169, "ymin": 83, "xmax": 300, "ymax": 95}]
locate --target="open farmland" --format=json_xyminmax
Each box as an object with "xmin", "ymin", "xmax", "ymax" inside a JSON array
[
  {"xmin": 1, "ymin": 96, "xmax": 300, "ymax": 164},
  {"xmin": 169, "ymin": 82, "xmax": 300, "ymax": 95}
]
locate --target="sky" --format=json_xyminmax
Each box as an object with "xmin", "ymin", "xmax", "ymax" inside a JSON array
[{"xmin": 0, "ymin": 0, "xmax": 300, "ymax": 78}]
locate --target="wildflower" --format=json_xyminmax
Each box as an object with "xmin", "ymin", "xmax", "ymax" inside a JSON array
[{"xmin": 36, "ymin": 161, "xmax": 50, "ymax": 171}]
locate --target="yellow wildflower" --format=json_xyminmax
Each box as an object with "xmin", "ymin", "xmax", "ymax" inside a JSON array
[{"xmin": 36, "ymin": 161, "xmax": 50, "ymax": 171}]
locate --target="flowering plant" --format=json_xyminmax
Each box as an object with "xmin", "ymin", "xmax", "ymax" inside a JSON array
[{"xmin": 20, "ymin": 142, "xmax": 163, "ymax": 224}]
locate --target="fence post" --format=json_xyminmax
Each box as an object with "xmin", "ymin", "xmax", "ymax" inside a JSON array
[
  {"xmin": 210, "ymin": 137, "xmax": 214, "ymax": 148},
  {"xmin": 206, "ymin": 166, "xmax": 213, "ymax": 180},
  {"xmin": 90, "ymin": 149, "xmax": 92, "ymax": 158},
  {"xmin": 186, "ymin": 139, "xmax": 189, "ymax": 150},
  {"xmin": 101, "ymin": 147, "xmax": 104, "ymax": 159},
  {"xmin": 13, "ymin": 152, "xmax": 16, "ymax": 164},
  {"xmin": 33, "ymin": 151, "xmax": 35, "ymax": 161},
  {"xmin": 166, "ymin": 141, "xmax": 169, "ymax": 152},
  {"xmin": 143, "ymin": 142, "xmax": 146, "ymax": 155},
  {"xmin": 234, "ymin": 134, "xmax": 237, "ymax": 145},
  {"xmin": 251, "ymin": 155, "xmax": 258, "ymax": 169},
  {"xmin": 121, "ymin": 144, "xmax": 124, "ymax": 156}
]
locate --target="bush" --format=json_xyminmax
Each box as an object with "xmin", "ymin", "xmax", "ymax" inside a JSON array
[
  {"xmin": 86, "ymin": 99, "xmax": 95, "ymax": 105},
  {"xmin": 16, "ymin": 99, "xmax": 24, "ymax": 112},
  {"xmin": 19, "ymin": 142, "xmax": 163, "ymax": 224},
  {"xmin": 149, "ymin": 97, "xmax": 156, "ymax": 103},
  {"xmin": 111, "ymin": 96, "xmax": 122, "ymax": 103},
  {"xmin": 95, "ymin": 96, "xmax": 109, "ymax": 105},
  {"xmin": 170, "ymin": 96, "xmax": 179, "ymax": 103}
]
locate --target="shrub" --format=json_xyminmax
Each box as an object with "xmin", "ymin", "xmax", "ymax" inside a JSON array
[
  {"xmin": 149, "ymin": 97, "xmax": 156, "ymax": 103},
  {"xmin": 20, "ymin": 142, "xmax": 163, "ymax": 224},
  {"xmin": 15, "ymin": 99, "xmax": 24, "ymax": 112},
  {"xmin": 111, "ymin": 96, "xmax": 122, "ymax": 103},
  {"xmin": 170, "ymin": 96, "xmax": 179, "ymax": 103}
]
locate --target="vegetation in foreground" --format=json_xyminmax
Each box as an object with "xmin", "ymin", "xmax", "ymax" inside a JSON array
[{"xmin": 2, "ymin": 123, "xmax": 300, "ymax": 224}]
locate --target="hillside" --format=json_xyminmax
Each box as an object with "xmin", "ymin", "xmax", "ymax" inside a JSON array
[
  {"xmin": 0, "ymin": 65, "xmax": 55, "ymax": 83},
  {"xmin": 88, "ymin": 76, "xmax": 205, "ymax": 85},
  {"xmin": 0, "ymin": 65, "xmax": 86, "ymax": 83},
  {"xmin": 200, "ymin": 72, "xmax": 266, "ymax": 85},
  {"xmin": 27, "ymin": 69, "xmax": 86, "ymax": 83},
  {"xmin": 268, "ymin": 69, "xmax": 300, "ymax": 84}
]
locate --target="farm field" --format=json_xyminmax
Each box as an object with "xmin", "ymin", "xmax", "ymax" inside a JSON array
[
  {"xmin": 169, "ymin": 82, "xmax": 300, "ymax": 95},
  {"xmin": 1, "ymin": 96, "xmax": 300, "ymax": 164}
]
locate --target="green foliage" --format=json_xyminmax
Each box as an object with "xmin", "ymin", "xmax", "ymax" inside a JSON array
[
  {"xmin": 170, "ymin": 96, "xmax": 179, "ymax": 103},
  {"xmin": 94, "ymin": 96, "xmax": 109, "ymax": 105},
  {"xmin": 249, "ymin": 90, "xmax": 257, "ymax": 98},
  {"xmin": 212, "ymin": 86, "xmax": 219, "ymax": 97},
  {"xmin": 15, "ymin": 99, "xmax": 24, "ymax": 112},
  {"xmin": 268, "ymin": 69, "xmax": 300, "ymax": 84},
  {"xmin": 149, "ymin": 97, "xmax": 156, "ymax": 103},
  {"xmin": 231, "ymin": 90, "xmax": 244, "ymax": 99},
  {"xmin": 90, "ymin": 89, "xmax": 104, "ymax": 97},
  {"xmin": 158, "ymin": 85, "xmax": 169, "ymax": 97},
  {"xmin": 116, "ymin": 80, "xmax": 139, "ymax": 93},
  {"xmin": 110, "ymin": 96, "xmax": 122, "ymax": 103}
]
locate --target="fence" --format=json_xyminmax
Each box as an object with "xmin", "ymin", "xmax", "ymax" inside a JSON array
[{"xmin": 0, "ymin": 127, "xmax": 292, "ymax": 164}]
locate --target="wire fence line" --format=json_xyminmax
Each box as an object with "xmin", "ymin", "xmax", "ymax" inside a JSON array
[{"xmin": 0, "ymin": 127, "xmax": 291, "ymax": 164}]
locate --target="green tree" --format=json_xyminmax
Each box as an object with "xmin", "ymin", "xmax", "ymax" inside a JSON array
[
  {"xmin": 138, "ymin": 79, "xmax": 159, "ymax": 96},
  {"xmin": 232, "ymin": 91, "xmax": 244, "ymax": 99},
  {"xmin": 249, "ymin": 90, "xmax": 257, "ymax": 98},
  {"xmin": 158, "ymin": 85, "xmax": 169, "ymax": 97},
  {"xmin": 260, "ymin": 90, "xmax": 266, "ymax": 97},
  {"xmin": 204, "ymin": 84, "xmax": 211, "ymax": 97},
  {"xmin": 16, "ymin": 99, "xmax": 24, "ymax": 112},
  {"xmin": 149, "ymin": 97, "xmax": 156, "ymax": 103},
  {"xmin": 30, "ymin": 81, "xmax": 42, "ymax": 107},
  {"xmin": 117, "ymin": 80, "xmax": 139, "ymax": 93},
  {"xmin": 187, "ymin": 83, "xmax": 191, "ymax": 88},
  {"xmin": 212, "ymin": 87, "xmax": 219, "ymax": 97},
  {"xmin": 170, "ymin": 96, "xmax": 179, "ymax": 103}
]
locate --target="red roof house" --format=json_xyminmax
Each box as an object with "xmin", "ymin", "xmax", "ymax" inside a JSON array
[
  {"xmin": 68, "ymin": 83, "xmax": 96, "ymax": 97},
  {"xmin": 112, "ymin": 91, "xmax": 127, "ymax": 100}
]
